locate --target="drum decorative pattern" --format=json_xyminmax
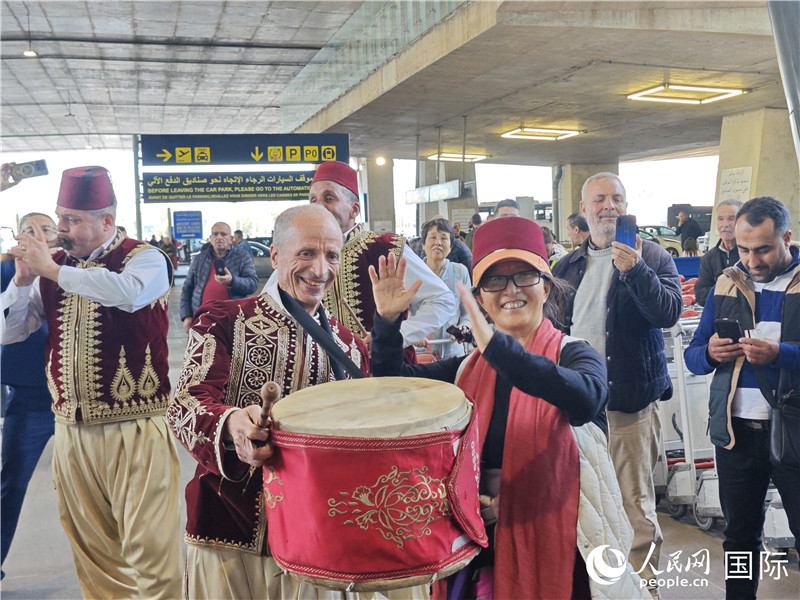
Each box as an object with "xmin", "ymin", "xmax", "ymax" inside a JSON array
[
  {"xmin": 265, "ymin": 404, "xmax": 487, "ymax": 590},
  {"xmin": 328, "ymin": 465, "xmax": 450, "ymax": 549}
]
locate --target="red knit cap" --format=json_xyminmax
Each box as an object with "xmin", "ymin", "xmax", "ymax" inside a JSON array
[
  {"xmin": 472, "ymin": 217, "xmax": 551, "ymax": 285},
  {"xmin": 57, "ymin": 166, "xmax": 116, "ymax": 210},
  {"xmin": 312, "ymin": 161, "xmax": 359, "ymax": 197}
]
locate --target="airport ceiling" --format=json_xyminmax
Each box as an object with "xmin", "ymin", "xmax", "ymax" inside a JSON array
[{"xmin": 0, "ymin": 1, "xmax": 788, "ymax": 167}]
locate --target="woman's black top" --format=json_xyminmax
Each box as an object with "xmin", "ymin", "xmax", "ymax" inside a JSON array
[{"xmin": 370, "ymin": 315, "xmax": 609, "ymax": 468}]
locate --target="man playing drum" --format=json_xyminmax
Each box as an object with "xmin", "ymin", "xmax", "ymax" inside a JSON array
[{"xmin": 170, "ymin": 205, "xmax": 425, "ymax": 599}]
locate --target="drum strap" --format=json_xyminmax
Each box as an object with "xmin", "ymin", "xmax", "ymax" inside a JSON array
[{"xmin": 279, "ymin": 287, "xmax": 365, "ymax": 380}]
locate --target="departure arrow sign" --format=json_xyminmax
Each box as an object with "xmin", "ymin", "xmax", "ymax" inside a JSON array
[
  {"xmin": 251, "ymin": 147, "xmax": 264, "ymax": 161},
  {"xmin": 156, "ymin": 149, "xmax": 172, "ymax": 162}
]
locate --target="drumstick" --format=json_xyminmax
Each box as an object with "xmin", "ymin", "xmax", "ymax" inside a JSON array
[{"xmin": 258, "ymin": 382, "xmax": 281, "ymax": 429}]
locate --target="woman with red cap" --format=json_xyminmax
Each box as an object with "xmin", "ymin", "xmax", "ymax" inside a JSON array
[{"xmin": 369, "ymin": 217, "xmax": 647, "ymax": 599}]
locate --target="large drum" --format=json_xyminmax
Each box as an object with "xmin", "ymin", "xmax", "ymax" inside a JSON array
[{"xmin": 264, "ymin": 377, "xmax": 487, "ymax": 592}]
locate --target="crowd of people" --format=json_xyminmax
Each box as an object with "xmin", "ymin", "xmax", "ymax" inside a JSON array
[{"xmin": 1, "ymin": 160, "xmax": 798, "ymax": 600}]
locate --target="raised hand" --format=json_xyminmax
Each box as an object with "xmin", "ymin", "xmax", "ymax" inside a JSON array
[
  {"xmin": 456, "ymin": 282, "xmax": 494, "ymax": 353},
  {"xmin": 368, "ymin": 252, "xmax": 422, "ymax": 322}
]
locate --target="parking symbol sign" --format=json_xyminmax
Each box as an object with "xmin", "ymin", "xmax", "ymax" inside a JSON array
[
  {"xmin": 321, "ymin": 146, "xmax": 337, "ymax": 161},
  {"xmin": 286, "ymin": 146, "xmax": 301, "ymax": 161},
  {"xmin": 303, "ymin": 146, "xmax": 319, "ymax": 162}
]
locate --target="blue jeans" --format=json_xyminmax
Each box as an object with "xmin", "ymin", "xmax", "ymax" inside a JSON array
[
  {"xmin": 1, "ymin": 386, "xmax": 55, "ymax": 566},
  {"xmin": 715, "ymin": 417, "xmax": 800, "ymax": 600}
]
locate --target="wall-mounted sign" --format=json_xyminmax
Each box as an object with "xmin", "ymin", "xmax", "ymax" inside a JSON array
[
  {"xmin": 404, "ymin": 180, "xmax": 461, "ymax": 204},
  {"xmin": 172, "ymin": 211, "xmax": 203, "ymax": 239},
  {"xmin": 140, "ymin": 134, "xmax": 349, "ymax": 166},
  {"xmin": 142, "ymin": 171, "xmax": 315, "ymax": 203}
]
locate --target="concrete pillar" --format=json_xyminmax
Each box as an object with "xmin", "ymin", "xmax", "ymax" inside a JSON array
[
  {"xmin": 364, "ymin": 157, "xmax": 395, "ymax": 233},
  {"xmin": 418, "ymin": 161, "xmax": 441, "ymax": 226},
  {"xmin": 712, "ymin": 108, "xmax": 800, "ymax": 244},
  {"xmin": 555, "ymin": 163, "xmax": 619, "ymax": 239}
]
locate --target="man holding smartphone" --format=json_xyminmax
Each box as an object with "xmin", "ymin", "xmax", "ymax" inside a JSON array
[
  {"xmin": 553, "ymin": 172, "xmax": 682, "ymax": 595},
  {"xmin": 685, "ymin": 196, "xmax": 800, "ymax": 599},
  {"xmin": 180, "ymin": 221, "xmax": 258, "ymax": 332}
]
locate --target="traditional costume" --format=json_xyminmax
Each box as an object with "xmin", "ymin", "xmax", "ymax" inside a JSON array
[
  {"xmin": 169, "ymin": 277, "xmax": 376, "ymax": 598},
  {"xmin": 2, "ymin": 166, "xmax": 183, "ymax": 599},
  {"xmin": 310, "ymin": 161, "xmax": 455, "ymax": 357}
]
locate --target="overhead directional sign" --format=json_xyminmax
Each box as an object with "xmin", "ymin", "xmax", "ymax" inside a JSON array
[
  {"xmin": 142, "ymin": 171, "xmax": 316, "ymax": 203},
  {"xmin": 140, "ymin": 134, "xmax": 349, "ymax": 166}
]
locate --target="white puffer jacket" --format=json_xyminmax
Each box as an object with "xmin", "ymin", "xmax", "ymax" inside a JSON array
[{"xmin": 572, "ymin": 422, "xmax": 651, "ymax": 600}]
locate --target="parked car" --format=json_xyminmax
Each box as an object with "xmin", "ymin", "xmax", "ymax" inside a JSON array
[
  {"xmin": 638, "ymin": 229, "xmax": 682, "ymax": 257},
  {"xmin": 697, "ymin": 233, "xmax": 709, "ymax": 253},
  {"xmin": 245, "ymin": 240, "xmax": 273, "ymax": 279},
  {"xmin": 641, "ymin": 225, "xmax": 677, "ymax": 238}
]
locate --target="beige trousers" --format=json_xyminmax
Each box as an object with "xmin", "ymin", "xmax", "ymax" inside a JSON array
[
  {"xmin": 607, "ymin": 403, "xmax": 664, "ymax": 584},
  {"xmin": 185, "ymin": 545, "xmax": 430, "ymax": 600},
  {"xmin": 53, "ymin": 417, "xmax": 183, "ymax": 599}
]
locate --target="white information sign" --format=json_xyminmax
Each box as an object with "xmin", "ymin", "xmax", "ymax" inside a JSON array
[{"xmin": 719, "ymin": 166, "xmax": 753, "ymax": 203}]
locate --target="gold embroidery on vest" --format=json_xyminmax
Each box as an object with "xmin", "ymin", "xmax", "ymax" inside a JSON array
[
  {"xmin": 227, "ymin": 303, "xmax": 292, "ymax": 408},
  {"xmin": 138, "ymin": 344, "xmax": 160, "ymax": 399},
  {"xmin": 111, "ymin": 346, "xmax": 137, "ymax": 403},
  {"xmin": 45, "ymin": 349, "xmax": 57, "ymax": 410},
  {"xmin": 168, "ymin": 329, "xmax": 216, "ymax": 450}
]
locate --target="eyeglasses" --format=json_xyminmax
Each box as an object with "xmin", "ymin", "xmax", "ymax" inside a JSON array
[
  {"xmin": 480, "ymin": 269, "xmax": 541, "ymax": 292},
  {"xmin": 20, "ymin": 225, "xmax": 58, "ymax": 236}
]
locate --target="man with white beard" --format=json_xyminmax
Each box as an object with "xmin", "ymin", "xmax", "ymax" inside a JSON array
[{"xmin": 552, "ymin": 172, "xmax": 682, "ymax": 599}]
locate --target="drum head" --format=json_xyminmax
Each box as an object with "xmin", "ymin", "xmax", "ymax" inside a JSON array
[{"xmin": 272, "ymin": 377, "xmax": 470, "ymax": 437}]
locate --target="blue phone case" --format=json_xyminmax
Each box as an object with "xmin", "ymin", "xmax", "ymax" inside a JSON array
[{"xmin": 615, "ymin": 215, "xmax": 637, "ymax": 248}]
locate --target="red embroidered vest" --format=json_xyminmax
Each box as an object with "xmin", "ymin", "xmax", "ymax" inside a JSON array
[
  {"xmin": 324, "ymin": 224, "xmax": 406, "ymax": 337},
  {"xmin": 40, "ymin": 236, "xmax": 173, "ymax": 424}
]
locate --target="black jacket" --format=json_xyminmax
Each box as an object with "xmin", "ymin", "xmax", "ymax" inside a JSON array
[
  {"xmin": 675, "ymin": 217, "xmax": 703, "ymax": 248},
  {"xmin": 694, "ymin": 240, "xmax": 739, "ymax": 306},
  {"xmin": 552, "ymin": 238, "xmax": 682, "ymax": 413}
]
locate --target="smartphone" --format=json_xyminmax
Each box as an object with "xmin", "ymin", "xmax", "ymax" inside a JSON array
[
  {"xmin": 11, "ymin": 159, "xmax": 48, "ymax": 181},
  {"xmin": 214, "ymin": 258, "xmax": 226, "ymax": 276},
  {"xmin": 615, "ymin": 215, "xmax": 637, "ymax": 248},
  {"xmin": 714, "ymin": 318, "xmax": 744, "ymax": 341}
]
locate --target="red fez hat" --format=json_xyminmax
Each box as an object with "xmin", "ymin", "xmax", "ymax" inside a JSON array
[
  {"xmin": 472, "ymin": 217, "xmax": 551, "ymax": 285},
  {"xmin": 312, "ymin": 161, "xmax": 359, "ymax": 197},
  {"xmin": 57, "ymin": 166, "xmax": 116, "ymax": 210}
]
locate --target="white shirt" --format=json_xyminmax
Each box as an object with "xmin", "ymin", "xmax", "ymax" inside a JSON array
[
  {"xmin": 2, "ymin": 232, "xmax": 170, "ymax": 344},
  {"xmin": 262, "ymin": 225, "xmax": 456, "ymax": 346}
]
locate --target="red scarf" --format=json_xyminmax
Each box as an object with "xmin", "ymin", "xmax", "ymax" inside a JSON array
[{"xmin": 457, "ymin": 319, "xmax": 580, "ymax": 599}]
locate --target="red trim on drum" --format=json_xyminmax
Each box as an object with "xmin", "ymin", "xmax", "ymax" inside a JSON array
[
  {"xmin": 271, "ymin": 542, "xmax": 481, "ymax": 585},
  {"xmin": 271, "ymin": 429, "xmax": 461, "ymax": 452}
]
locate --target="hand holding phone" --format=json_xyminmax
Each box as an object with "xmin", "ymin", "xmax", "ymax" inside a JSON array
[
  {"xmin": 708, "ymin": 318, "xmax": 745, "ymax": 364},
  {"xmin": 615, "ymin": 215, "xmax": 637, "ymax": 248},
  {"xmin": 214, "ymin": 258, "xmax": 227, "ymax": 276},
  {"xmin": 714, "ymin": 318, "xmax": 744, "ymax": 342}
]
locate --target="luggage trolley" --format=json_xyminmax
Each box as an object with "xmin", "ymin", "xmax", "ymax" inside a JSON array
[{"xmin": 660, "ymin": 318, "xmax": 724, "ymax": 530}]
